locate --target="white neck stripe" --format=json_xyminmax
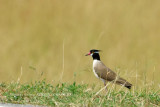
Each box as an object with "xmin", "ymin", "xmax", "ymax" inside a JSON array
[{"xmin": 94, "ymin": 52, "xmax": 99, "ymax": 53}]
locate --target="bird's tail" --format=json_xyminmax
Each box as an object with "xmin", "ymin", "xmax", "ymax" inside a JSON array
[{"xmin": 115, "ymin": 77, "xmax": 132, "ymax": 89}]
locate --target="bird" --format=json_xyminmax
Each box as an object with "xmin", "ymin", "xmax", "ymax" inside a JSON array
[{"xmin": 85, "ymin": 49, "xmax": 132, "ymax": 90}]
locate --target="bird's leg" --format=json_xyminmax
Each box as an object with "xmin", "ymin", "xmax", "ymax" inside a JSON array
[{"xmin": 104, "ymin": 81, "xmax": 107, "ymax": 92}]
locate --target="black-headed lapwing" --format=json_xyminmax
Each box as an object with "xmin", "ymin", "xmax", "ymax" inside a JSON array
[{"xmin": 86, "ymin": 49, "xmax": 132, "ymax": 90}]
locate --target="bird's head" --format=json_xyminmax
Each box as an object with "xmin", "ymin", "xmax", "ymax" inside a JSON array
[{"xmin": 85, "ymin": 49, "xmax": 101, "ymax": 56}]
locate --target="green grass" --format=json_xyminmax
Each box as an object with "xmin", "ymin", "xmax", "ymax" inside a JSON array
[{"xmin": 0, "ymin": 80, "xmax": 159, "ymax": 106}]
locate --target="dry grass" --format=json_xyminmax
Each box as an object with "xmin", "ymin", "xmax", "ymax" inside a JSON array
[{"xmin": 0, "ymin": 0, "xmax": 160, "ymax": 90}]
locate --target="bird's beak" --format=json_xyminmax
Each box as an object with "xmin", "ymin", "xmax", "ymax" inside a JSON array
[{"xmin": 85, "ymin": 52, "xmax": 91, "ymax": 56}]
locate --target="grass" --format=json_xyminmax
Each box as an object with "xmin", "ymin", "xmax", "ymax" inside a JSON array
[{"xmin": 0, "ymin": 80, "xmax": 159, "ymax": 106}]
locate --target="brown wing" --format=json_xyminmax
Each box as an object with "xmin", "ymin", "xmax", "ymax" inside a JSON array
[{"xmin": 94, "ymin": 61, "xmax": 117, "ymax": 81}]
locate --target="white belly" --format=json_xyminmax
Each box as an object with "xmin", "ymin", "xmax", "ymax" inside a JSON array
[{"xmin": 93, "ymin": 60, "xmax": 106, "ymax": 83}]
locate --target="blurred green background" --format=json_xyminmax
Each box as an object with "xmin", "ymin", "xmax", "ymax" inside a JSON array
[{"xmin": 0, "ymin": 0, "xmax": 160, "ymax": 89}]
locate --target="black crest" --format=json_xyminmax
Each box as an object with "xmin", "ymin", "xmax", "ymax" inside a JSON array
[{"xmin": 90, "ymin": 49, "xmax": 101, "ymax": 53}]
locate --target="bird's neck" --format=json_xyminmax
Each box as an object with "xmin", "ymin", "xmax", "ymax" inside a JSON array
[{"xmin": 92, "ymin": 53, "xmax": 100, "ymax": 60}]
